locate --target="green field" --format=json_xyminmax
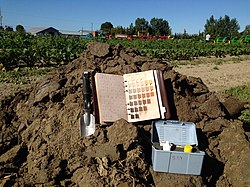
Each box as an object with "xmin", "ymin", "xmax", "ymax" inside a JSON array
[{"xmin": 1, "ymin": 31, "xmax": 250, "ymax": 70}]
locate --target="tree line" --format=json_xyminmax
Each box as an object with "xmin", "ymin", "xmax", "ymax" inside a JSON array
[
  {"xmin": 101, "ymin": 15, "xmax": 250, "ymax": 38},
  {"xmin": 101, "ymin": 17, "xmax": 171, "ymax": 37},
  {"xmin": 3, "ymin": 15, "xmax": 250, "ymax": 38}
]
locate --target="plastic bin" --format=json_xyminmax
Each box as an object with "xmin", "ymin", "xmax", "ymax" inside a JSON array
[{"xmin": 151, "ymin": 120, "xmax": 205, "ymax": 175}]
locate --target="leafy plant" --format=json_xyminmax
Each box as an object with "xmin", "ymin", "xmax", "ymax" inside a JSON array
[
  {"xmin": 239, "ymin": 109, "xmax": 250, "ymax": 122},
  {"xmin": 225, "ymin": 84, "xmax": 250, "ymax": 122},
  {"xmin": 0, "ymin": 31, "xmax": 89, "ymax": 69},
  {"xmin": 0, "ymin": 30, "xmax": 250, "ymax": 70},
  {"xmin": 226, "ymin": 84, "xmax": 250, "ymax": 103}
]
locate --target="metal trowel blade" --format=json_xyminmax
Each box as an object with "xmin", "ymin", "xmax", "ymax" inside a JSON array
[{"xmin": 79, "ymin": 113, "xmax": 95, "ymax": 137}]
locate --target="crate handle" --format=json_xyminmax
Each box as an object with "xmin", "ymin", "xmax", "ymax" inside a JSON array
[{"xmin": 164, "ymin": 120, "xmax": 186, "ymax": 126}]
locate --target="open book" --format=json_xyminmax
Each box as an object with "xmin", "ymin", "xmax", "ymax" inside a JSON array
[{"xmin": 93, "ymin": 70, "xmax": 170, "ymax": 123}]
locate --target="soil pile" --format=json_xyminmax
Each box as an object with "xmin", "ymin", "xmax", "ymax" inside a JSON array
[{"xmin": 1, "ymin": 42, "xmax": 250, "ymax": 187}]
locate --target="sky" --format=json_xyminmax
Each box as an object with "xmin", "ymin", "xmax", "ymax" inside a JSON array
[{"xmin": 0, "ymin": 0, "xmax": 249, "ymax": 34}]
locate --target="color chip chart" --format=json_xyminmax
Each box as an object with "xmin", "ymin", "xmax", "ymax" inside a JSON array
[{"xmin": 124, "ymin": 71, "xmax": 161, "ymax": 122}]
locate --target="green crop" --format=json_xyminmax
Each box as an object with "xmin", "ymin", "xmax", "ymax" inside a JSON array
[
  {"xmin": 1, "ymin": 31, "xmax": 250, "ymax": 70},
  {"xmin": 0, "ymin": 31, "xmax": 90, "ymax": 69},
  {"xmin": 106, "ymin": 38, "xmax": 250, "ymax": 61}
]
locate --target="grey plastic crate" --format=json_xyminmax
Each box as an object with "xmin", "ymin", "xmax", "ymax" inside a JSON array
[{"xmin": 151, "ymin": 120, "xmax": 205, "ymax": 175}]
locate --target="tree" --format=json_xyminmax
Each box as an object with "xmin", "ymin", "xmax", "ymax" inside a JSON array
[
  {"xmin": 100, "ymin": 22, "xmax": 113, "ymax": 34},
  {"xmin": 135, "ymin": 18, "xmax": 149, "ymax": 35},
  {"xmin": 204, "ymin": 15, "xmax": 217, "ymax": 36},
  {"xmin": 150, "ymin": 17, "xmax": 171, "ymax": 36},
  {"xmin": 111, "ymin": 26, "xmax": 125, "ymax": 35},
  {"xmin": 4, "ymin": 26, "xmax": 13, "ymax": 32},
  {"xmin": 126, "ymin": 23, "xmax": 136, "ymax": 35},
  {"xmin": 243, "ymin": 25, "xmax": 250, "ymax": 35},
  {"xmin": 183, "ymin": 29, "xmax": 188, "ymax": 39},
  {"xmin": 204, "ymin": 15, "xmax": 240, "ymax": 37},
  {"xmin": 16, "ymin": 24, "xmax": 25, "ymax": 33},
  {"xmin": 228, "ymin": 18, "xmax": 240, "ymax": 36}
]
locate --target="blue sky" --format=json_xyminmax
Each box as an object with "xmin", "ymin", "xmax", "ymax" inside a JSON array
[{"xmin": 1, "ymin": 0, "xmax": 249, "ymax": 34}]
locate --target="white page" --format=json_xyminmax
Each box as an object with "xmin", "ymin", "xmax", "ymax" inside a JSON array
[{"xmin": 95, "ymin": 73, "xmax": 127, "ymax": 123}]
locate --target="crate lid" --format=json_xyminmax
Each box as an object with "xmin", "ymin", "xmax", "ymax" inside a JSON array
[{"xmin": 152, "ymin": 120, "xmax": 198, "ymax": 146}]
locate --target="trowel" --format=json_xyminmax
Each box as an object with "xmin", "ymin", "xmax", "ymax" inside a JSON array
[{"xmin": 79, "ymin": 72, "xmax": 95, "ymax": 137}]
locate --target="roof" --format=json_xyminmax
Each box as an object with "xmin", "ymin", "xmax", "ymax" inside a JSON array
[
  {"xmin": 27, "ymin": 27, "xmax": 93, "ymax": 36},
  {"xmin": 27, "ymin": 27, "xmax": 59, "ymax": 35},
  {"xmin": 59, "ymin": 30, "xmax": 91, "ymax": 36}
]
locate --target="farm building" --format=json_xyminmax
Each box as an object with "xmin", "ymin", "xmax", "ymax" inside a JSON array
[
  {"xmin": 27, "ymin": 27, "xmax": 94, "ymax": 38},
  {"xmin": 27, "ymin": 27, "xmax": 60, "ymax": 36},
  {"xmin": 60, "ymin": 30, "xmax": 92, "ymax": 38}
]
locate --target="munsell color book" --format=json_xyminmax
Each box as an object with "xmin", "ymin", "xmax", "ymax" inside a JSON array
[{"xmin": 93, "ymin": 70, "xmax": 170, "ymax": 123}]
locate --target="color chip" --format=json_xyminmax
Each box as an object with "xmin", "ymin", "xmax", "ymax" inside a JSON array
[{"xmin": 127, "ymin": 79, "xmax": 156, "ymax": 121}]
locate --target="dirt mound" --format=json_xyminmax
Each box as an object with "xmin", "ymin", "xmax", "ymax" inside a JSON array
[{"xmin": 1, "ymin": 42, "xmax": 250, "ymax": 187}]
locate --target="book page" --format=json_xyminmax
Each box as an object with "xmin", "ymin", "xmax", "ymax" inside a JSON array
[
  {"xmin": 123, "ymin": 70, "xmax": 161, "ymax": 122},
  {"xmin": 94, "ymin": 73, "xmax": 127, "ymax": 123}
]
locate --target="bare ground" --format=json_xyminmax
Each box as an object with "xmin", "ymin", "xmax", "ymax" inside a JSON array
[{"xmin": 174, "ymin": 57, "xmax": 250, "ymax": 92}]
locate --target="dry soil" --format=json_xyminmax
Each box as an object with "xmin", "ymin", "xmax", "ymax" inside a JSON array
[{"xmin": 174, "ymin": 58, "xmax": 250, "ymax": 92}]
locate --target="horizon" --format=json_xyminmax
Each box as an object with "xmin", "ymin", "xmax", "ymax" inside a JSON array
[{"xmin": 0, "ymin": 0, "xmax": 249, "ymax": 34}]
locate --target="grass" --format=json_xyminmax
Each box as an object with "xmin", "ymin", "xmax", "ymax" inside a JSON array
[
  {"xmin": 226, "ymin": 84, "xmax": 250, "ymax": 103},
  {"xmin": 0, "ymin": 67, "xmax": 53, "ymax": 84},
  {"xmin": 225, "ymin": 84, "xmax": 250, "ymax": 122},
  {"xmin": 231, "ymin": 57, "xmax": 241, "ymax": 64},
  {"xmin": 213, "ymin": 66, "xmax": 219, "ymax": 70},
  {"xmin": 214, "ymin": 60, "xmax": 224, "ymax": 65}
]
